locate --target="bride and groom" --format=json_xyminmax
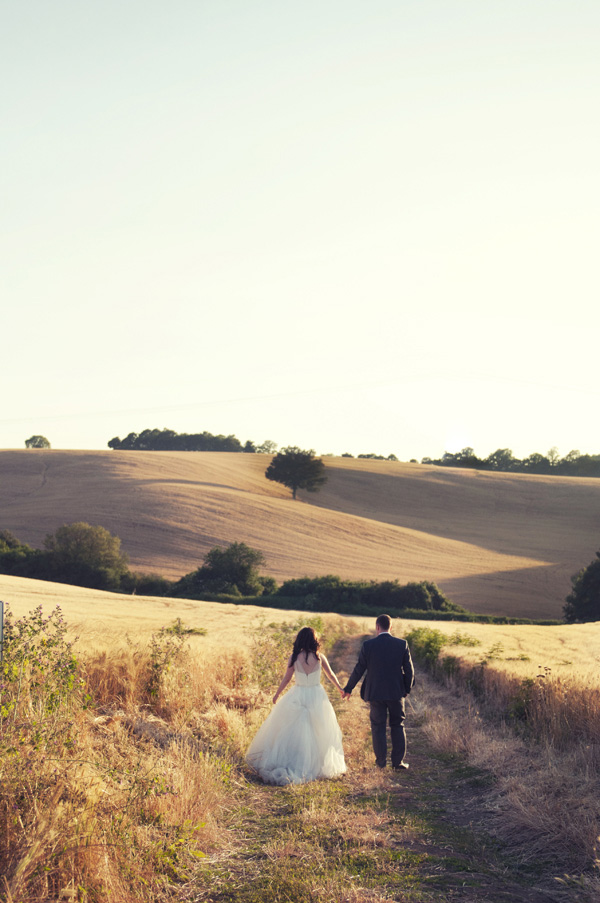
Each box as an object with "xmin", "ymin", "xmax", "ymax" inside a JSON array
[{"xmin": 246, "ymin": 614, "xmax": 415, "ymax": 785}]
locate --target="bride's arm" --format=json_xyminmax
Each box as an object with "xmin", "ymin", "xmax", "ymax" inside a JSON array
[
  {"xmin": 320, "ymin": 654, "xmax": 344, "ymax": 694},
  {"xmin": 273, "ymin": 656, "xmax": 294, "ymax": 704}
]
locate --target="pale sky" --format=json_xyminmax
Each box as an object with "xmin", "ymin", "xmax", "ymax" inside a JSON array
[{"xmin": 2, "ymin": 1, "xmax": 599, "ymax": 461}]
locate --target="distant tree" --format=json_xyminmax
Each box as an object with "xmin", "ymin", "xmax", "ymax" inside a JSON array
[
  {"xmin": 341, "ymin": 452, "xmax": 354, "ymax": 458},
  {"xmin": 564, "ymin": 550, "xmax": 600, "ymax": 623},
  {"xmin": 485, "ymin": 448, "xmax": 518, "ymax": 471},
  {"xmin": 173, "ymin": 541, "xmax": 269, "ymax": 597},
  {"xmin": 386, "ymin": 454, "xmax": 399, "ymax": 461},
  {"xmin": 522, "ymin": 452, "xmax": 551, "ymax": 474},
  {"xmin": 43, "ymin": 522, "xmax": 129, "ymax": 590},
  {"xmin": 547, "ymin": 446, "xmax": 560, "ymax": 468},
  {"xmin": 25, "ymin": 435, "xmax": 50, "ymax": 449},
  {"xmin": 242, "ymin": 440, "xmax": 257, "ymax": 453},
  {"xmin": 107, "ymin": 428, "xmax": 246, "ymax": 452},
  {"xmin": 257, "ymin": 440, "xmax": 278, "ymax": 454},
  {"xmin": 265, "ymin": 446, "xmax": 327, "ymax": 499}
]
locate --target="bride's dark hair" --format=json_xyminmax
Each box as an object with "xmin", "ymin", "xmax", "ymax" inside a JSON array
[{"xmin": 291, "ymin": 626, "xmax": 320, "ymax": 666}]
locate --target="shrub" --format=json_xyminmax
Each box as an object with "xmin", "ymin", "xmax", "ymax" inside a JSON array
[
  {"xmin": 564, "ymin": 550, "xmax": 600, "ymax": 623},
  {"xmin": 173, "ymin": 542, "xmax": 271, "ymax": 598},
  {"xmin": 275, "ymin": 576, "xmax": 461, "ymax": 614}
]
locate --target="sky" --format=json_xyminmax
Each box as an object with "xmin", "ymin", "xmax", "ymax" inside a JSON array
[{"xmin": 2, "ymin": 1, "xmax": 599, "ymax": 462}]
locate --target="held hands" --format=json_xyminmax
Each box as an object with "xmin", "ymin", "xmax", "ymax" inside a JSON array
[{"xmin": 341, "ymin": 690, "xmax": 351, "ymax": 700}]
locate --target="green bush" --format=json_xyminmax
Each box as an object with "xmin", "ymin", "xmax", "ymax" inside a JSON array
[
  {"xmin": 275, "ymin": 575, "xmax": 461, "ymax": 614},
  {"xmin": 564, "ymin": 550, "xmax": 600, "ymax": 623}
]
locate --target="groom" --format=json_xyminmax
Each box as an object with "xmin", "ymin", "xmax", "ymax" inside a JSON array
[{"xmin": 342, "ymin": 614, "xmax": 415, "ymax": 770}]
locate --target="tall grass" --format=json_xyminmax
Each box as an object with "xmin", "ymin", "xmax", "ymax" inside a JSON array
[
  {"xmin": 407, "ymin": 625, "xmax": 600, "ymax": 750},
  {"xmin": 0, "ymin": 606, "xmax": 353, "ymax": 902},
  {"xmin": 407, "ymin": 625, "xmax": 600, "ymax": 879}
]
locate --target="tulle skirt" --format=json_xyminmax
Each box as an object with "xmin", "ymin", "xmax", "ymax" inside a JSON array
[{"xmin": 246, "ymin": 685, "xmax": 346, "ymax": 786}]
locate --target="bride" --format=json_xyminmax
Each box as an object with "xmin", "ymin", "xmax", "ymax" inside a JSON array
[{"xmin": 246, "ymin": 626, "xmax": 347, "ymax": 785}]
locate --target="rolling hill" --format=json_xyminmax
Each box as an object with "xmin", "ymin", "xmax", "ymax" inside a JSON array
[{"xmin": 1, "ymin": 449, "xmax": 599, "ymax": 618}]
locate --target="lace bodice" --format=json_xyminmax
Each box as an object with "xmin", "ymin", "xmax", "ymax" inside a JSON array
[{"xmin": 294, "ymin": 660, "xmax": 322, "ymax": 687}]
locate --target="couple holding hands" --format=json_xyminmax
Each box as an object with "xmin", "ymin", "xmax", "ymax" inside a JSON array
[{"xmin": 246, "ymin": 614, "xmax": 415, "ymax": 785}]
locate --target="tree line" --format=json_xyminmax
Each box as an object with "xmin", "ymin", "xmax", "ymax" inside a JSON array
[
  {"xmin": 2, "ymin": 523, "xmax": 596, "ymax": 622},
  {"xmin": 24, "ymin": 428, "xmax": 600, "ymax": 480},
  {"xmin": 422, "ymin": 446, "xmax": 600, "ymax": 478},
  {"xmin": 0, "ymin": 526, "xmax": 460, "ymax": 619}
]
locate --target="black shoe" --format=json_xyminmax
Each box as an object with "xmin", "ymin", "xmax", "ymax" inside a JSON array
[
  {"xmin": 376, "ymin": 762, "xmax": 386, "ymax": 769},
  {"xmin": 392, "ymin": 762, "xmax": 409, "ymax": 771}
]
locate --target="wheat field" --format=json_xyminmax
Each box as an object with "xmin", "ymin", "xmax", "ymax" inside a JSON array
[{"xmin": 1, "ymin": 448, "xmax": 599, "ymax": 618}]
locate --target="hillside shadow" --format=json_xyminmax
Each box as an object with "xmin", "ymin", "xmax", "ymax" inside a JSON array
[
  {"xmin": 436, "ymin": 561, "xmax": 567, "ymax": 620},
  {"xmin": 308, "ymin": 464, "xmax": 598, "ymax": 562}
]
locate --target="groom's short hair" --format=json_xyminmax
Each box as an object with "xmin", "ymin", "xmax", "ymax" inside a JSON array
[{"xmin": 376, "ymin": 614, "xmax": 391, "ymax": 631}]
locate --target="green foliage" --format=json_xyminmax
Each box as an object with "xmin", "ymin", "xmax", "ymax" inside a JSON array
[
  {"xmin": 265, "ymin": 446, "xmax": 327, "ymax": 499},
  {"xmin": 24, "ymin": 434, "xmax": 51, "ymax": 448},
  {"xmin": 423, "ymin": 446, "xmax": 600, "ymax": 477},
  {"xmin": 0, "ymin": 605, "xmax": 83, "ymax": 729},
  {"xmin": 173, "ymin": 542, "xmax": 271, "ymax": 598},
  {"xmin": 406, "ymin": 627, "xmax": 480, "ymax": 668},
  {"xmin": 0, "ymin": 530, "xmax": 47, "ymax": 578},
  {"xmin": 44, "ymin": 521, "xmax": 130, "ymax": 590},
  {"xmin": 164, "ymin": 618, "xmax": 207, "ymax": 636},
  {"xmin": 108, "ymin": 427, "xmax": 245, "ymax": 451},
  {"xmin": 563, "ymin": 550, "xmax": 600, "ymax": 623},
  {"xmin": 250, "ymin": 616, "xmax": 325, "ymax": 691},
  {"xmin": 275, "ymin": 575, "xmax": 462, "ymax": 615},
  {"xmin": 146, "ymin": 624, "xmax": 188, "ymax": 700},
  {"xmin": 120, "ymin": 570, "xmax": 175, "ymax": 596},
  {"xmin": 405, "ymin": 627, "xmax": 448, "ymax": 665}
]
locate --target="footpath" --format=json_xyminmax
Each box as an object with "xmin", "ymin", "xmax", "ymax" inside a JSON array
[{"xmin": 190, "ymin": 634, "xmax": 577, "ymax": 903}]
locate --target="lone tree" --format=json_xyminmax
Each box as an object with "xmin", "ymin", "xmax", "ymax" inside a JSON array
[
  {"xmin": 25, "ymin": 435, "xmax": 50, "ymax": 448},
  {"xmin": 265, "ymin": 446, "xmax": 327, "ymax": 499},
  {"xmin": 564, "ymin": 550, "xmax": 600, "ymax": 623}
]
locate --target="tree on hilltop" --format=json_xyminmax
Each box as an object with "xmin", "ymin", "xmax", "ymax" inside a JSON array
[
  {"xmin": 25, "ymin": 435, "xmax": 50, "ymax": 448},
  {"xmin": 265, "ymin": 446, "xmax": 327, "ymax": 499}
]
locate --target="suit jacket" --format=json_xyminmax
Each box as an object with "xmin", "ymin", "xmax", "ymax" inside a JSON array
[{"xmin": 344, "ymin": 633, "xmax": 414, "ymax": 701}]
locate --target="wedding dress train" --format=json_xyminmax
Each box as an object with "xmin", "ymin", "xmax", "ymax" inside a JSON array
[{"xmin": 246, "ymin": 661, "xmax": 346, "ymax": 786}]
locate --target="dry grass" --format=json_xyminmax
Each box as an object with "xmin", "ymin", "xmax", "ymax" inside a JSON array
[
  {"xmin": 2, "ymin": 448, "xmax": 599, "ymax": 618},
  {"xmin": 405, "ymin": 623, "xmax": 600, "ymax": 894},
  {"xmin": 411, "ymin": 670, "xmax": 600, "ymax": 893},
  {"xmin": 0, "ymin": 616, "xmax": 245, "ymax": 902},
  {"xmin": 0, "ymin": 601, "xmax": 361, "ymax": 902},
  {"xmin": 403, "ymin": 619, "xmax": 600, "ymax": 747},
  {"xmin": 3, "ymin": 597, "xmax": 600, "ymax": 901}
]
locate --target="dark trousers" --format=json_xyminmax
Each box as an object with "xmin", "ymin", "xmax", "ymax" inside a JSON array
[{"xmin": 369, "ymin": 698, "xmax": 406, "ymax": 767}]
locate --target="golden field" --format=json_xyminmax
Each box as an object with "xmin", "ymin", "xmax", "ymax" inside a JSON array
[
  {"xmin": 2, "ymin": 573, "xmax": 599, "ymax": 688},
  {"xmin": 2, "ymin": 575, "xmax": 600, "ymax": 901},
  {"xmin": 1, "ymin": 448, "xmax": 599, "ymax": 618}
]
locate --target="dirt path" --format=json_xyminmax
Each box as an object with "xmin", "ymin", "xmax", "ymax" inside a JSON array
[
  {"xmin": 331, "ymin": 634, "xmax": 568, "ymax": 903},
  {"xmin": 188, "ymin": 634, "xmax": 572, "ymax": 903}
]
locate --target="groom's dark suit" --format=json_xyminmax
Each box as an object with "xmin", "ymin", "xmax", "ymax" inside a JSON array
[{"xmin": 344, "ymin": 631, "xmax": 414, "ymax": 768}]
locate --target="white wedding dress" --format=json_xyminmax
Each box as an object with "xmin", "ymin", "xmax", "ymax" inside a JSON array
[{"xmin": 246, "ymin": 660, "xmax": 346, "ymax": 786}]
